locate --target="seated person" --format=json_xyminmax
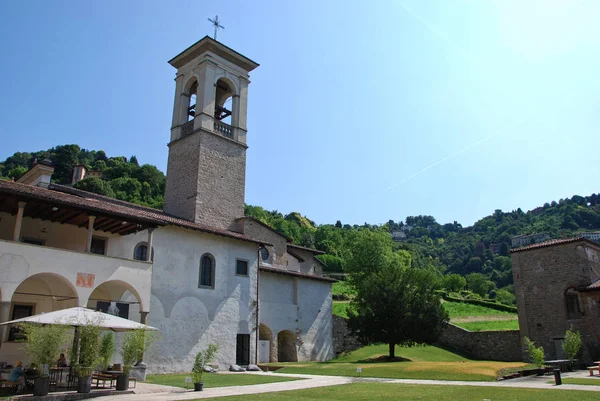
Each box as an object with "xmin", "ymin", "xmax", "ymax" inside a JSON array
[
  {"xmin": 8, "ymin": 361, "xmax": 25, "ymax": 392},
  {"xmin": 56, "ymin": 353, "xmax": 68, "ymax": 367}
]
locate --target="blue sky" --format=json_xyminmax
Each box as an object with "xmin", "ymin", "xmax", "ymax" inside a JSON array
[{"xmin": 1, "ymin": 1, "xmax": 599, "ymax": 227}]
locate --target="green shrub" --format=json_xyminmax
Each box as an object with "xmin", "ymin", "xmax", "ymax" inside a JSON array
[
  {"xmin": 99, "ymin": 333, "xmax": 115, "ymax": 370},
  {"xmin": 192, "ymin": 344, "xmax": 219, "ymax": 383},
  {"xmin": 442, "ymin": 294, "xmax": 518, "ymax": 313},
  {"xmin": 562, "ymin": 326, "xmax": 582, "ymax": 364},
  {"xmin": 121, "ymin": 330, "xmax": 156, "ymax": 374},
  {"xmin": 20, "ymin": 323, "xmax": 70, "ymax": 377},
  {"xmin": 524, "ymin": 337, "xmax": 545, "ymax": 368}
]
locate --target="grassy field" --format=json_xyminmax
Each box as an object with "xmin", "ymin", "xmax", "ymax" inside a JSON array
[
  {"xmin": 442, "ymin": 301, "xmax": 515, "ymax": 318},
  {"xmin": 145, "ymin": 373, "xmax": 301, "ymax": 389},
  {"xmin": 194, "ymin": 382, "xmax": 600, "ymax": 401},
  {"xmin": 560, "ymin": 378, "xmax": 600, "ymax": 386},
  {"xmin": 453, "ymin": 319, "xmax": 520, "ymax": 331},
  {"xmin": 332, "ymin": 301, "xmax": 352, "ymax": 319},
  {"xmin": 270, "ymin": 343, "xmax": 526, "ymax": 381},
  {"xmin": 332, "ymin": 281, "xmax": 354, "ymax": 297},
  {"xmin": 442, "ymin": 301, "xmax": 519, "ymax": 331}
]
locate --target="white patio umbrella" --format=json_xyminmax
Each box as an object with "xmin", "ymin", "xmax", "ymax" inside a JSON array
[{"xmin": 0, "ymin": 307, "xmax": 157, "ymax": 332}]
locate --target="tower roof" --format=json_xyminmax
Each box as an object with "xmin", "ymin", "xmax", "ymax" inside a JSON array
[{"xmin": 168, "ymin": 36, "xmax": 259, "ymax": 72}]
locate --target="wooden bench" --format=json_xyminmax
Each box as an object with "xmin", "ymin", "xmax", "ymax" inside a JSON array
[
  {"xmin": 92, "ymin": 373, "xmax": 114, "ymax": 388},
  {"xmin": 587, "ymin": 366, "xmax": 600, "ymax": 376},
  {"xmin": 129, "ymin": 377, "xmax": 136, "ymax": 388},
  {"xmin": 0, "ymin": 379, "xmax": 20, "ymax": 394}
]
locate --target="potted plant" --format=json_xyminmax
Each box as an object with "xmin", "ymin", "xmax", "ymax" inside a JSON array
[
  {"xmin": 118, "ymin": 329, "xmax": 154, "ymax": 391},
  {"xmin": 20, "ymin": 323, "xmax": 70, "ymax": 396},
  {"xmin": 99, "ymin": 332, "xmax": 115, "ymax": 371},
  {"xmin": 192, "ymin": 344, "xmax": 218, "ymax": 391},
  {"xmin": 75, "ymin": 323, "xmax": 102, "ymax": 393},
  {"xmin": 524, "ymin": 337, "xmax": 546, "ymax": 375}
]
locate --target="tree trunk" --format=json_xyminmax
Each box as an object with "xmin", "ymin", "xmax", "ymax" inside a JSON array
[{"xmin": 389, "ymin": 343, "xmax": 395, "ymax": 359}]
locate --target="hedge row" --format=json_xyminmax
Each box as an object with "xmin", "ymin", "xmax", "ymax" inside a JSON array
[{"xmin": 442, "ymin": 295, "xmax": 518, "ymax": 313}]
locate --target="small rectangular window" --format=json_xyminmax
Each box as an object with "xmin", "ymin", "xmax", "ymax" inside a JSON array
[
  {"xmin": 90, "ymin": 237, "xmax": 106, "ymax": 255},
  {"xmin": 236, "ymin": 260, "xmax": 248, "ymax": 276},
  {"xmin": 21, "ymin": 238, "xmax": 45, "ymax": 246},
  {"xmin": 8, "ymin": 304, "xmax": 34, "ymax": 341}
]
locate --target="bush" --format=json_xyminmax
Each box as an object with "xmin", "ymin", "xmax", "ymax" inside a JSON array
[
  {"xmin": 77, "ymin": 323, "xmax": 102, "ymax": 376},
  {"xmin": 524, "ymin": 337, "xmax": 545, "ymax": 368},
  {"xmin": 21, "ymin": 324, "xmax": 70, "ymax": 377},
  {"xmin": 120, "ymin": 330, "xmax": 156, "ymax": 374},
  {"xmin": 562, "ymin": 326, "xmax": 582, "ymax": 364},
  {"xmin": 192, "ymin": 344, "xmax": 219, "ymax": 383},
  {"xmin": 99, "ymin": 333, "xmax": 115, "ymax": 370}
]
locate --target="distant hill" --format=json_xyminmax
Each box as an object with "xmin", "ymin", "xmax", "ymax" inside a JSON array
[{"xmin": 4, "ymin": 145, "xmax": 600, "ymax": 303}]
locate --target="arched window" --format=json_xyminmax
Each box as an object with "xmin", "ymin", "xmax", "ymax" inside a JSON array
[
  {"xmin": 133, "ymin": 242, "xmax": 154, "ymax": 262},
  {"xmin": 260, "ymin": 247, "xmax": 269, "ymax": 262},
  {"xmin": 214, "ymin": 79, "xmax": 234, "ymax": 125},
  {"xmin": 565, "ymin": 288, "xmax": 582, "ymax": 319},
  {"xmin": 199, "ymin": 253, "xmax": 215, "ymax": 288},
  {"xmin": 187, "ymin": 81, "xmax": 197, "ymax": 122}
]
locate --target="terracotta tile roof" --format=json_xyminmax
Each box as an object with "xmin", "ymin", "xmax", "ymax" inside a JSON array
[
  {"xmin": 287, "ymin": 243, "xmax": 325, "ymax": 255},
  {"xmin": 259, "ymin": 265, "xmax": 336, "ymax": 283},
  {"xmin": 0, "ymin": 180, "xmax": 268, "ymax": 245},
  {"xmin": 509, "ymin": 237, "xmax": 600, "ymax": 253},
  {"xmin": 583, "ymin": 278, "xmax": 600, "ymax": 291}
]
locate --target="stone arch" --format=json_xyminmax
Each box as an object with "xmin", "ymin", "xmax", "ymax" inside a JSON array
[
  {"xmin": 8, "ymin": 273, "xmax": 78, "ymax": 341},
  {"xmin": 10, "ymin": 272, "xmax": 78, "ymax": 309},
  {"xmin": 259, "ymin": 323, "xmax": 275, "ymax": 363},
  {"xmin": 214, "ymin": 77, "xmax": 236, "ymax": 126},
  {"xmin": 182, "ymin": 75, "xmax": 199, "ymax": 123},
  {"xmin": 86, "ymin": 280, "xmax": 144, "ymax": 318},
  {"xmin": 277, "ymin": 330, "xmax": 298, "ymax": 362}
]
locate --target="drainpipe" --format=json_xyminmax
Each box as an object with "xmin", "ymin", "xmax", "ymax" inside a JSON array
[{"xmin": 255, "ymin": 245, "xmax": 262, "ymax": 365}]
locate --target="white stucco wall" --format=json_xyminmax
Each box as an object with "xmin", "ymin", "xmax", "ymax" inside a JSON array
[
  {"xmin": 259, "ymin": 271, "xmax": 333, "ymax": 362},
  {"xmin": 114, "ymin": 226, "xmax": 260, "ymax": 373}
]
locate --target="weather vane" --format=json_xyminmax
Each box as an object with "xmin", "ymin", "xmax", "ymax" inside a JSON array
[{"xmin": 208, "ymin": 15, "xmax": 225, "ymax": 40}]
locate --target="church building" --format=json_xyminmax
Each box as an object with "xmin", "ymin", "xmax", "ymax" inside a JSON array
[{"xmin": 0, "ymin": 36, "xmax": 334, "ymax": 372}]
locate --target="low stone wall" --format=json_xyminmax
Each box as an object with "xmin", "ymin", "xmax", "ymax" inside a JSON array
[
  {"xmin": 438, "ymin": 323, "xmax": 522, "ymax": 362},
  {"xmin": 332, "ymin": 315, "xmax": 361, "ymax": 355}
]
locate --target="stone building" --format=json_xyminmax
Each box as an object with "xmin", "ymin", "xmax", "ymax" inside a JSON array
[
  {"xmin": 511, "ymin": 237, "xmax": 600, "ymax": 362},
  {"xmin": 0, "ymin": 36, "xmax": 334, "ymax": 372}
]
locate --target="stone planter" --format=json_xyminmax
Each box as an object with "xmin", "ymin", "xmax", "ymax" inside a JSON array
[
  {"xmin": 33, "ymin": 376, "xmax": 50, "ymax": 396},
  {"xmin": 77, "ymin": 376, "xmax": 92, "ymax": 393},
  {"xmin": 116, "ymin": 373, "xmax": 129, "ymax": 391},
  {"xmin": 194, "ymin": 382, "xmax": 203, "ymax": 391}
]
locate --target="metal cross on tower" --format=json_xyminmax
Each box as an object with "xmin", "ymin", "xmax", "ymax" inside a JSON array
[{"xmin": 208, "ymin": 15, "xmax": 225, "ymax": 40}]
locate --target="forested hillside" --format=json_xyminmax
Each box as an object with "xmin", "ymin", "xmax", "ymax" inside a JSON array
[
  {"xmin": 0, "ymin": 145, "xmax": 165, "ymax": 209},
  {"xmin": 3, "ymin": 145, "xmax": 600, "ymax": 305}
]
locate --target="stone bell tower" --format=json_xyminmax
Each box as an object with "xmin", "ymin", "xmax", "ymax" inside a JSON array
[{"xmin": 164, "ymin": 36, "xmax": 259, "ymax": 230}]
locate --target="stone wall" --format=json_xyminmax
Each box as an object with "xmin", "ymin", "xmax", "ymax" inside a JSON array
[
  {"xmin": 511, "ymin": 240, "xmax": 600, "ymax": 362},
  {"xmin": 438, "ymin": 323, "xmax": 522, "ymax": 362},
  {"xmin": 332, "ymin": 315, "xmax": 361, "ymax": 355}
]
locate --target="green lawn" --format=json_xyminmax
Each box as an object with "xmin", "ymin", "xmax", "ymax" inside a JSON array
[
  {"xmin": 453, "ymin": 319, "xmax": 520, "ymax": 331},
  {"xmin": 146, "ymin": 373, "xmax": 301, "ymax": 389},
  {"xmin": 332, "ymin": 281, "xmax": 354, "ymax": 297},
  {"xmin": 332, "ymin": 301, "xmax": 352, "ymax": 319},
  {"xmin": 193, "ymin": 382, "xmax": 600, "ymax": 401},
  {"xmin": 442, "ymin": 301, "xmax": 516, "ymax": 318},
  {"xmin": 270, "ymin": 344, "xmax": 526, "ymax": 381},
  {"xmin": 560, "ymin": 378, "xmax": 600, "ymax": 386}
]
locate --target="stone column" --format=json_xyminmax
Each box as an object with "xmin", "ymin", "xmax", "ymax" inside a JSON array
[
  {"xmin": 86, "ymin": 215, "xmax": 96, "ymax": 252},
  {"xmin": 0, "ymin": 301, "xmax": 11, "ymax": 346},
  {"xmin": 146, "ymin": 228, "xmax": 155, "ymax": 262},
  {"xmin": 139, "ymin": 311, "xmax": 148, "ymax": 325},
  {"xmin": 12, "ymin": 201, "xmax": 26, "ymax": 241}
]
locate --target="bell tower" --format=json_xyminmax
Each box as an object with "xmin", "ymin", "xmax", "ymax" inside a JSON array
[{"xmin": 164, "ymin": 37, "xmax": 259, "ymax": 229}]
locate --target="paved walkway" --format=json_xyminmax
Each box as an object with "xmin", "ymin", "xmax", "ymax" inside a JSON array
[{"xmin": 92, "ymin": 370, "xmax": 600, "ymax": 401}]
